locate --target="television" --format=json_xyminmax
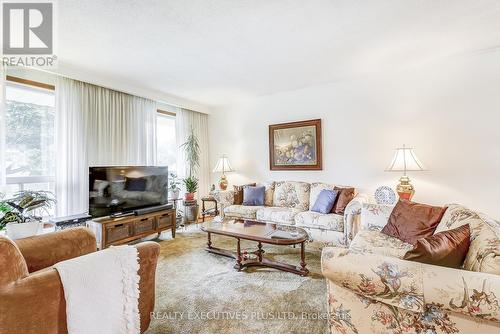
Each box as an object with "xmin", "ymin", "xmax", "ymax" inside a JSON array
[{"xmin": 88, "ymin": 166, "xmax": 168, "ymax": 218}]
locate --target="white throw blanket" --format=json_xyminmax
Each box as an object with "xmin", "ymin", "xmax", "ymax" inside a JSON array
[{"xmin": 54, "ymin": 245, "xmax": 140, "ymax": 334}]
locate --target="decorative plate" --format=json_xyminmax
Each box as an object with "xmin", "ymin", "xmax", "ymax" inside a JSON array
[{"xmin": 374, "ymin": 186, "xmax": 397, "ymax": 205}]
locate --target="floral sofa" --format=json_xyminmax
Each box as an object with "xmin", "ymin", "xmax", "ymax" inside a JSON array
[
  {"xmin": 213, "ymin": 181, "xmax": 367, "ymax": 246},
  {"xmin": 321, "ymin": 201, "xmax": 500, "ymax": 333}
]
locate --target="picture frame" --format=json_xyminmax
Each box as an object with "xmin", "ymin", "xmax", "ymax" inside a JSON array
[{"xmin": 269, "ymin": 119, "xmax": 322, "ymax": 170}]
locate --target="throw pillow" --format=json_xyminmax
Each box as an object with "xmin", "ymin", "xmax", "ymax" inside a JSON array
[
  {"xmin": 125, "ymin": 177, "xmax": 147, "ymax": 191},
  {"xmin": 311, "ymin": 189, "xmax": 339, "ymax": 214},
  {"xmin": 404, "ymin": 224, "xmax": 470, "ymax": 268},
  {"xmin": 233, "ymin": 183, "xmax": 256, "ymax": 205},
  {"xmin": 331, "ymin": 187, "xmax": 355, "ymax": 214},
  {"xmin": 381, "ymin": 199, "xmax": 447, "ymax": 245},
  {"xmin": 242, "ymin": 186, "xmax": 265, "ymax": 206}
]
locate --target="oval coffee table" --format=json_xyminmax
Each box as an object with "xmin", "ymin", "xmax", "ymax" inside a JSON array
[{"xmin": 200, "ymin": 219, "xmax": 309, "ymax": 276}]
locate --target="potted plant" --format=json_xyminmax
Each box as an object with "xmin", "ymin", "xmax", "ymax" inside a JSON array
[
  {"xmin": 180, "ymin": 128, "xmax": 200, "ymax": 200},
  {"xmin": 182, "ymin": 176, "xmax": 198, "ymax": 201},
  {"xmin": 169, "ymin": 172, "xmax": 182, "ymax": 200},
  {"xmin": 0, "ymin": 190, "xmax": 55, "ymax": 239}
]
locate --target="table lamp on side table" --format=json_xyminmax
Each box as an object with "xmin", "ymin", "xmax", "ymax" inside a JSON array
[
  {"xmin": 385, "ymin": 144, "xmax": 426, "ymax": 200},
  {"xmin": 213, "ymin": 155, "xmax": 234, "ymax": 190}
]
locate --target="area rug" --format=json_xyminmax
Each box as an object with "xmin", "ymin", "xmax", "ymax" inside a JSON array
[{"xmin": 146, "ymin": 229, "xmax": 329, "ymax": 334}]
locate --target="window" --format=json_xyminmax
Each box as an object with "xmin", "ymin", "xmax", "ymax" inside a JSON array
[
  {"xmin": 156, "ymin": 111, "xmax": 177, "ymax": 173},
  {"xmin": 2, "ymin": 79, "xmax": 56, "ymax": 199}
]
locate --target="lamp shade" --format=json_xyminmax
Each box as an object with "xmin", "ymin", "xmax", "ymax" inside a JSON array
[
  {"xmin": 213, "ymin": 155, "xmax": 234, "ymax": 174},
  {"xmin": 385, "ymin": 145, "xmax": 425, "ymax": 174}
]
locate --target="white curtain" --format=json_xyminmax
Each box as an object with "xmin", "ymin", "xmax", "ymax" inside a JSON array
[
  {"xmin": 0, "ymin": 66, "xmax": 5, "ymax": 188},
  {"xmin": 55, "ymin": 77, "xmax": 157, "ymax": 215},
  {"xmin": 175, "ymin": 108, "xmax": 210, "ymax": 198}
]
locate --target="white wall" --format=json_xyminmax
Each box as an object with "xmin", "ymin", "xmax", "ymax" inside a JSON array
[{"xmin": 208, "ymin": 51, "xmax": 500, "ymax": 218}]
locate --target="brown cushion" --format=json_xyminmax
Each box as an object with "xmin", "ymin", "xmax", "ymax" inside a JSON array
[
  {"xmin": 381, "ymin": 199, "xmax": 447, "ymax": 245},
  {"xmin": 233, "ymin": 183, "xmax": 256, "ymax": 205},
  {"xmin": 331, "ymin": 187, "xmax": 355, "ymax": 214},
  {"xmin": 404, "ymin": 224, "xmax": 470, "ymax": 268}
]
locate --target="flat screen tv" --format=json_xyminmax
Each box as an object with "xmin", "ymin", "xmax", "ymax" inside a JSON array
[{"xmin": 89, "ymin": 166, "xmax": 168, "ymax": 218}]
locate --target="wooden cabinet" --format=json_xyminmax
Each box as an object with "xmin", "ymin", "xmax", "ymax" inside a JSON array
[{"xmin": 89, "ymin": 209, "xmax": 176, "ymax": 249}]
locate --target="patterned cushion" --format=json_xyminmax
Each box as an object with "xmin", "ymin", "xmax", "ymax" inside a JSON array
[
  {"xmin": 436, "ymin": 204, "xmax": 500, "ymax": 275},
  {"xmin": 223, "ymin": 205, "xmax": 265, "ymax": 220},
  {"xmin": 349, "ymin": 230, "xmax": 414, "ymax": 259},
  {"xmin": 294, "ymin": 211, "xmax": 344, "ymax": 232},
  {"xmin": 272, "ymin": 181, "xmax": 310, "ymax": 211},
  {"xmin": 309, "ymin": 182, "xmax": 334, "ymax": 208},
  {"xmin": 255, "ymin": 207, "xmax": 301, "ymax": 225},
  {"xmin": 360, "ymin": 203, "xmax": 395, "ymax": 231},
  {"xmin": 258, "ymin": 181, "xmax": 275, "ymax": 207}
]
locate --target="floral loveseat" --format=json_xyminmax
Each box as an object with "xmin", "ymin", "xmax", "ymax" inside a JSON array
[
  {"xmin": 321, "ymin": 202, "xmax": 500, "ymax": 333},
  {"xmin": 213, "ymin": 181, "xmax": 367, "ymax": 246}
]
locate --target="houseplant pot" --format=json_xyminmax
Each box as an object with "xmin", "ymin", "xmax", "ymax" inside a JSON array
[
  {"xmin": 6, "ymin": 220, "xmax": 41, "ymax": 239},
  {"xmin": 185, "ymin": 192, "xmax": 195, "ymax": 201},
  {"xmin": 170, "ymin": 189, "xmax": 180, "ymax": 200}
]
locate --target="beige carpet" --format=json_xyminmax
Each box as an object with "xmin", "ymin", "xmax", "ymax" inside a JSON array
[{"xmin": 145, "ymin": 229, "xmax": 329, "ymax": 334}]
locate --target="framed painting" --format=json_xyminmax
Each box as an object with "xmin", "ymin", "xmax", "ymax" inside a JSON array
[{"xmin": 269, "ymin": 119, "xmax": 322, "ymax": 170}]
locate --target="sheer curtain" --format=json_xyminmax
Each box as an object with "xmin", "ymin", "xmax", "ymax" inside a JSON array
[
  {"xmin": 175, "ymin": 108, "xmax": 210, "ymax": 198},
  {"xmin": 0, "ymin": 66, "xmax": 5, "ymax": 188},
  {"xmin": 55, "ymin": 77, "xmax": 157, "ymax": 215}
]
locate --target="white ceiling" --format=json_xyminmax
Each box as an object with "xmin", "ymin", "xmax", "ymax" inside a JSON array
[{"xmin": 58, "ymin": 0, "xmax": 500, "ymax": 108}]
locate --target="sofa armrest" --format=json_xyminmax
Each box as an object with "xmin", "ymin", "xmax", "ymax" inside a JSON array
[
  {"xmin": 0, "ymin": 269, "xmax": 67, "ymax": 334},
  {"xmin": 343, "ymin": 193, "xmax": 372, "ymax": 245},
  {"xmin": 135, "ymin": 241, "xmax": 160, "ymax": 333},
  {"xmin": 321, "ymin": 247, "xmax": 500, "ymax": 323},
  {"xmin": 322, "ymin": 247, "xmax": 424, "ymax": 313},
  {"xmin": 212, "ymin": 190, "xmax": 235, "ymax": 218},
  {"xmin": 15, "ymin": 227, "xmax": 97, "ymax": 273}
]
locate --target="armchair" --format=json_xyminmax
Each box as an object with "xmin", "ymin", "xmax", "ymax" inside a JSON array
[{"xmin": 0, "ymin": 227, "xmax": 160, "ymax": 334}]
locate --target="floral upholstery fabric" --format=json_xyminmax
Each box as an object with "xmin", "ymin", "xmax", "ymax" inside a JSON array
[
  {"xmin": 360, "ymin": 202, "xmax": 395, "ymax": 231},
  {"xmin": 223, "ymin": 205, "xmax": 264, "ymax": 220},
  {"xmin": 212, "ymin": 190, "xmax": 235, "ymax": 218},
  {"xmin": 322, "ymin": 247, "xmax": 500, "ymax": 334},
  {"xmin": 349, "ymin": 230, "xmax": 414, "ymax": 259},
  {"xmin": 436, "ymin": 204, "xmax": 500, "ymax": 275},
  {"xmin": 259, "ymin": 181, "xmax": 275, "ymax": 207},
  {"xmin": 309, "ymin": 182, "xmax": 335, "ymax": 207},
  {"xmin": 343, "ymin": 193, "xmax": 372, "ymax": 245},
  {"xmin": 255, "ymin": 207, "xmax": 301, "ymax": 225},
  {"xmin": 294, "ymin": 211, "xmax": 344, "ymax": 232},
  {"xmin": 273, "ymin": 181, "xmax": 311, "ymax": 211}
]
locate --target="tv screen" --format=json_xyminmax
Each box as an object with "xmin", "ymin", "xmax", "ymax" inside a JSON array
[{"xmin": 89, "ymin": 166, "xmax": 168, "ymax": 218}]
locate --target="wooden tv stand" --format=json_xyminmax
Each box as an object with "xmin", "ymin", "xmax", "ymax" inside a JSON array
[{"xmin": 89, "ymin": 208, "xmax": 176, "ymax": 249}]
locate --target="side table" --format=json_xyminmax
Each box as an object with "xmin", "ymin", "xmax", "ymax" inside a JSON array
[{"xmin": 201, "ymin": 196, "xmax": 219, "ymax": 222}]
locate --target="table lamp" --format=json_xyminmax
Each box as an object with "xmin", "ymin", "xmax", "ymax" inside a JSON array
[
  {"xmin": 385, "ymin": 144, "xmax": 425, "ymax": 200},
  {"xmin": 213, "ymin": 155, "xmax": 234, "ymax": 190}
]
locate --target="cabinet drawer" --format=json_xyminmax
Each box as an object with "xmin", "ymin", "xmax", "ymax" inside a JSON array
[
  {"xmin": 134, "ymin": 217, "xmax": 155, "ymax": 235},
  {"xmin": 106, "ymin": 223, "xmax": 132, "ymax": 243},
  {"xmin": 157, "ymin": 212, "xmax": 174, "ymax": 229}
]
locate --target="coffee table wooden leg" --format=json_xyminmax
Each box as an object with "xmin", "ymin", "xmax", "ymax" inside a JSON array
[
  {"xmin": 236, "ymin": 238, "xmax": 242, "ymax": 270},
  {"xmin": 207, "ymin": 232, "xmax": 212, "ymax": 249},
  {"xmin": 257, "ymin": 242, "xmax": 263, "ymax": 262},
  {"xmin": 300, "ymin": 242, "xmax": 308, "ymax": 275}
]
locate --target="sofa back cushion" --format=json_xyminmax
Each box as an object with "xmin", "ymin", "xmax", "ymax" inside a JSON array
[
  {"xmin": 309, "ymin": 182, "xmax": 334, "ymax": 207},
  {"xmin": 273, "ymin": 181, "xmax": 310, "ymax": 211},
  {"xmin": 435, "ymin": 204, "xmax": 500, "ymax": 275},
  {"xmin": 381, "ymin": 199, "xmax": 447, "ymax": 245}
]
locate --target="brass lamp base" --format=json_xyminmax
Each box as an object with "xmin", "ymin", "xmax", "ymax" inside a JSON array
[
  {"xmin": 219, "ymin": 174, "xmax": 228, "ymax": 190},
  {"xmin": 396, "ymin": 175, "xmax": 415, "ymax": 201}
]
